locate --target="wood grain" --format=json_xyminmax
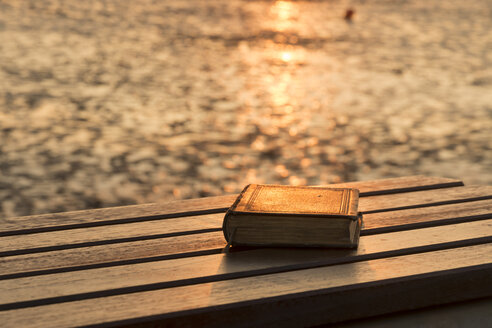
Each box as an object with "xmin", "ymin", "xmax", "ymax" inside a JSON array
[
  {"xmin": 1, "ymin": 244, "xmax": 490, "ymax": 328},
  {"xmin": 1, "ymin": 199, "xmax": 491, "ymax": 279},
  {"xmin": 1, "ymin": 219, "xmax": 491, "ymax": 309},
  {"xmin": 0, "ymin": 176, "xmax": 462, "ymax": 236}
]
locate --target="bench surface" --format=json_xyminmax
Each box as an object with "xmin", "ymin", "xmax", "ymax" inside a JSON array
[{"xmin": 1, "ymin": 176, "xmax": 491, "ymax": 327}]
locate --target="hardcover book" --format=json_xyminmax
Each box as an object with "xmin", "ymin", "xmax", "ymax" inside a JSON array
[{"xmin": 223, "ymin": 184, "xmax": 362, "ymax": 248}]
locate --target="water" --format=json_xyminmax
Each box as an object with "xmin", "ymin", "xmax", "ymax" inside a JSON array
[{"xmin": 0, "ymin": 0, "xmax": 491, "ymax": 217}]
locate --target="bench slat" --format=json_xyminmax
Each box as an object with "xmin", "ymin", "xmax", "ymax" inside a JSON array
[
  {"xmin": 358, "ymin": 185, "xmax": 492, "ymax": 214},
  {"xmin": 1, "ymin": 244, "xmax": 490, "ymax": 328},
  {"xmin": 1, "ymin": 219, "xmax": 491, "ymax": 310},
  {"xmin": 362, "ymin": 198, "xmax": 492, "ymax": 234},
  {"xmin": 321, "ymin": 175, "xmax": 463, "ymax": 196},
  {"xmin": 1, "ymin": 199, "xmax": 491, "ymax": 279},
  {"xmin": 0, "ymin": 176, "xmax": 462, "ymax": 236}
]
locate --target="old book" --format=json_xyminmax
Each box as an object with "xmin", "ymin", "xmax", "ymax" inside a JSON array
[{"xmin": 223, "ymin": 184, "xmax": 362, "ymax": 248}]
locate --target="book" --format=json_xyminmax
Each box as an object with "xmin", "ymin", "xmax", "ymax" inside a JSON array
[{"xmin": 223, "ymin": 184, "xmax": 362, "ymax": 248}]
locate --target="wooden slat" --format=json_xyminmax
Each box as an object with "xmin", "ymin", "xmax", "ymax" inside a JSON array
[
  {"xmin": 358, "ymin": 185, "xmax": 492, "ymax": 214},
  {"xmin": 1, "ymin": 219, "xmax": 491, "ymax": 310},
  {"xmin": 362, "ymin": 198, "xmax": 492, "ymax": 234},
  {"xmin": 2, "ymin": 199, "xmax": 491, "ymax": 279},
  {"xmin": 0, "ymin": 176, "xmax": 462, "ymax": 236},
  {"xmin": 1, "ymin": 186, "xmax": 489, "ymax": 257},
  {"xmin": 1, "ymin": 244, "xmax": 490, "ymax": 328},
  {"xmin": 321, "ymin": 175, "xmax": 463, "ymax": 196}
]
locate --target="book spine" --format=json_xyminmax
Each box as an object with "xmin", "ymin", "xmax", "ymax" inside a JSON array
[
  {"xmin": 349, "ymin": 189, "xmax": 360, "ymax": 216},
  {"xmin": 222, "ymin": 184, "xmax": 251, "ymax": 243},
  {"xmin": 349, "ymin": 214, "xmax": 363, "ymax": 248}
]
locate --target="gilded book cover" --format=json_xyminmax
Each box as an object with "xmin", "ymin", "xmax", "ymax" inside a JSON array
[{"xmin": 223, "ymin": 184, "xmax": 361, "ymax": 248}]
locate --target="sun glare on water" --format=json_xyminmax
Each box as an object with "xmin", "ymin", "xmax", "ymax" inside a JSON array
[{"xmin": 281, "ymin": 51, "xmax": 292, "ymax": 62}]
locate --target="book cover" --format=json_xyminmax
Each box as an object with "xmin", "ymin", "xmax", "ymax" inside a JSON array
[{"xmin": 223, "ymin": 184, "xmax": 361, "ymax": 248}]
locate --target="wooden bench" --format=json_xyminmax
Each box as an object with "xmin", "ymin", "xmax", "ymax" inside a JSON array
[{"xmin": 1, "ymin": 176, "xmax": 491, "ymax": 327}]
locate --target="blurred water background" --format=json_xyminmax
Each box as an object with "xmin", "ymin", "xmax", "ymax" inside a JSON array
[{"xmin": 0, "ymin": 0, "xmax": 491, "ymax": 218}]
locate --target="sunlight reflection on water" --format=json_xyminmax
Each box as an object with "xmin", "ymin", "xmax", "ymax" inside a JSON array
[{"xmin": 0, "ymin": 0, "xmax": 491, "ymax": 216}]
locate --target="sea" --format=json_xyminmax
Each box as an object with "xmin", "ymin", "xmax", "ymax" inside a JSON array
[{"xmin": 0, "ymin": 0, "xmax": 491, "ymax": 217}]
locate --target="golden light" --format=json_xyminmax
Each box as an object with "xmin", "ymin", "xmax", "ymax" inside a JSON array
[
  {"xmin": 275, "ymin": 164, "xmax": 290, "ymax": 178},
  {"xmin": 269, "ymin": 0, "xmax": 299, "ymax": 32},
  {"xmin": 289, "ymin": 176, "xmax": 307, "ymax": 186},
  {"xmin": 270, "ymin": 0, "xmax": 295, "ymax": 21},
  {"xmin": 235, "ymin": 0, "xmax": 315, "ymax": 186},
  {"xmin": 281, "ymin": 51, "xmax": 292, "ymax": 62},
  {"xmin": 269, "ymin": 74, "xmax": 291, "ymax": 108}
]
